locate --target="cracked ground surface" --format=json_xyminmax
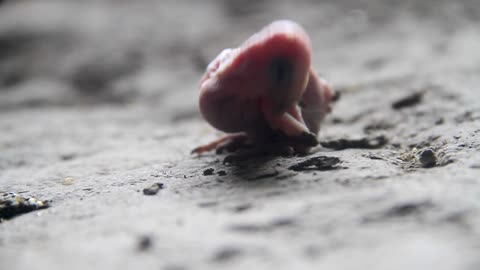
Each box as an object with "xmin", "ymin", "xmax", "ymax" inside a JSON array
[{"xmin": 1, "ymin": 0, "xmax": 480, "ymax": 269}]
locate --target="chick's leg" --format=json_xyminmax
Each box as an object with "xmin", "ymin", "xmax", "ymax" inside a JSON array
[{"xmin": 191, "ymin": 133, "xmax": 250, "ymax": 154}]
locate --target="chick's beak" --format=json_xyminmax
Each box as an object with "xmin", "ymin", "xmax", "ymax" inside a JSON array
[
  {"xmin": 259, "ymin": 95, "xmax": 310, "ymax": 137},
  {"xmin": 259, "ymin": 56, "xmax": 311, "ymax": 137}
]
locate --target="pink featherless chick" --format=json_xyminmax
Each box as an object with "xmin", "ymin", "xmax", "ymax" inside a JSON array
[{"xmin": 193, "ymin": 20, "xmax": 333, "ymax": 155}]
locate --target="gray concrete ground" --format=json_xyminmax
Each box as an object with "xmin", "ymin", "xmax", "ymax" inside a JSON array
[{"xmin": 1, "ymin": 0, "xmax": 480, "ymax": 269}]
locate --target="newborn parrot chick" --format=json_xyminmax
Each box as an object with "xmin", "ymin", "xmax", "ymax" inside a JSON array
[{"xmin": 193, "ymin": 20, "xmax": 333, "ymax": 155}]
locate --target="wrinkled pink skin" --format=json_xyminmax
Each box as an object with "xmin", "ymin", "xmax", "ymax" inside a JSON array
[{"xmin": 194, "ymin": 20, "xmax": 333, "ymax": 153}]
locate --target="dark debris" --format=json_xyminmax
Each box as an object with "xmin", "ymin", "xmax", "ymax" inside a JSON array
[
  {"xmin": 203, "ymin": 168, "xmax": 215, "ymax": 176},
  {"xmin": 392, "ymin": 91, "xmax": 424, "ymax": 110},
  {"xmin": 321, "ymin": 135, "xmax": 388, "ymax": 150},
  {"xmin": 288, "ymin": 156, "xmax": 342, "ymax": 172},
  {"xmin": 0, "ymin": 192, "xmax": 49, "ymax": 220}
]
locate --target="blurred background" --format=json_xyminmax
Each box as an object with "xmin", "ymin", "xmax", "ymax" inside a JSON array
[{"xmin": 1, "ymin": 0, "xmax": 479, "ymax": 115}]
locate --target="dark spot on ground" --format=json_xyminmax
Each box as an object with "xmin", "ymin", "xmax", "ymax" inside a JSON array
[
  {"xmin": 384, "ymin": 201, "xmax": 434, "ymax": 217},
  {"xmin": 364, "ymin": 57, "xmax": 387, "ymax": 70},
  {"xmin": 211, "ymin": 246, "xmax": 243, "ymax": 262},
  {"xmin": 392, "ymin": 91, "xmax": 424, "ymax": 110},
  {"xmin": 142, "ymin": 183, "xmax": 164, "ymax": 195},
  {"xmin": 264, "ymin": 190, "xmax": 285, "ymax": 197},
  {"xmin": 229, "ymin": 224, "xmax": 264, "ymax": 233},
  {"xmin": 231, "ymin": 203, "xmax": 253, "ymax": 213},
  {"xmin": 418, "ymin": 148, "xmax": 437, "ymax": 168},
  {"xmin": 364, "ymin": 201, "xmax": 434, "ymax": 222},
  {"xmin": 362, "ymin": 153, "xmax": 384, "ymax": 160},
  {"xmin": 203, "ymin": 168, "xmax": 215, "ymax": 176},
  {"xmin": 217, "ymin": 170, "xmax": 227, "ymax": 176},
  {"xmin": 198, "ymin": 201, "xmax": 218, "ymax": 208},
  {"xmin": 320, "ymin": 135, "xmax": 388, "ymax": 150},
  {"xmin": 247, "ymin": 169, "xmax": 279, "ymax": 181},
  {"xmin": 364, "ymin": 121, "xmax": 394, "ymax": 134},
  {"xmin": 455, "ymin": 110, "xmax": 480, "ymax": 123},
  {"xmin": 137, "ymin": 235, "xmax": 153, "ymax": 251},
  {"xmin": 304, "ymin": 245, "xmax": 322, "ymax": 258},
  {"xmin": 60, "ymin": 153, "xmax": 77, "ymax": 161},
  {"xmin": 435, "ymin": 118, "xmax": 445, "ymax": 125},
  {"xmin": 0, "ymin": 192, "xmax": 49, "ymax": 220},
  {"xmin": 163, "ymin": 264, "xmax": 187, "ymax": 270},
  {"xmin": 471, "ymin": 164, "xmax": 480, "ymax": 169},
  {"xmin": 229, "ymin": 217, "xmax": 295, "ymax": 233},
  {"xmin": 269, "ymin": 217, "xmax": 295, "ymax": 227},
  {"xmin": 288, "ymin": 156, "xmax": 342, "ymax": 171},
  {"xmin": 330, "ymin": 117, "xmax": 344, "ymax": 124},
  {"xmin": 443, "ymin": 209, "xmax": 471, "ymax": 224}
]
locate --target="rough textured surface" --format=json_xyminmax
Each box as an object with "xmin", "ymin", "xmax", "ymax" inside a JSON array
[{"xmin": 1, "ymin": 1, "xmax": 480, "ymax": 269}]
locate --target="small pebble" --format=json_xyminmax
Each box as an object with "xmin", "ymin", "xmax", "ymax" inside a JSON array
[
  {"xmin": 142, "ymin": 183, "xmax": 164, "ymax": 195},
  {"xmin": 62, "ymin": 177, "xmax": 74, "ymax": 185},
  {"xmin": 418, "ymin": 148, "xmax": 437, "ymax": 168}
]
